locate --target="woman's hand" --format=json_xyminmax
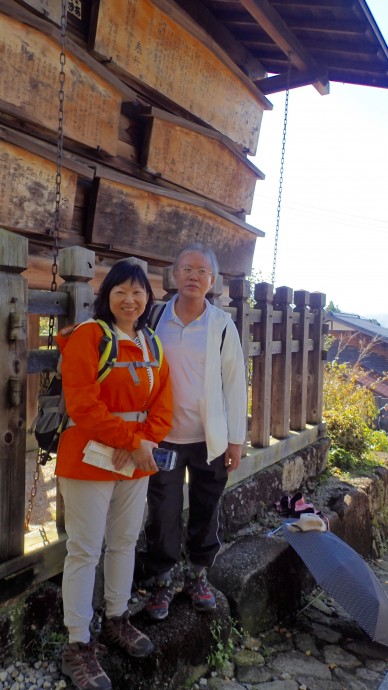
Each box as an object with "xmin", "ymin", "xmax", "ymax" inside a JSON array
[
  {"xmin": 112, "ymin": 448, "xmax": 135, "ymax": 473},
  {"xmin": 131, "ymin": 439, "xmax": 158, "ymax": 473}
]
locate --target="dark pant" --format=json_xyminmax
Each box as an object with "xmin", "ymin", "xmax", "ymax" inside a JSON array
[{"xmin": 141, "ymin": 441, "xmax": 228, "ymax": 578}]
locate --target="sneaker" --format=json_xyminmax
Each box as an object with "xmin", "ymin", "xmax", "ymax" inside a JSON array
[
  {"xmin": 100, "ymin": 610, "xmax": 154, "ymax": 657},
  {"xmin": 61, "ymin": 641, "xmax": 112, "ymax": 690},
  {"xmin": 184, "ymin": 569, "xmax": 216, "ymax": 612},
  {"xmin": 145, "ymin": 582, "xmax": 175, "ymax": 621}
]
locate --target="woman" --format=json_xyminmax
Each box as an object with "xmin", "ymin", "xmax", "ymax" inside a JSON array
[{"xmin": 56, "ymin": 260, "xmax": 173, "ymax": 690}]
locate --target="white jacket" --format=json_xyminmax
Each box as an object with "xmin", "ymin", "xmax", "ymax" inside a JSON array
[{"xmin": 200, "ymin": 302, "xmax": 247, "ymax": 461}]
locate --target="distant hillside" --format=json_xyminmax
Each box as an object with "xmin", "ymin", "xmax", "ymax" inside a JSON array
[{"xmin": 365, "ymin": 314, "xmax": 388, "ymax": 328}]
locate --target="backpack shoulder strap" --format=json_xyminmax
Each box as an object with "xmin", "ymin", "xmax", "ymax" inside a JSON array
[
  {"xmin": 149, "ymin": 302, "xmax": 167, "ymax": 330},
  {"xmin": 94, "ymin": 319, "xmax": 118, "ymax": 383},
  {"xmin": 142, "ymin": 326, "xmax": 163, "ymax": 367}
]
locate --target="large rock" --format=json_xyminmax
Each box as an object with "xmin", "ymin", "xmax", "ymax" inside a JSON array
[
  {"xmin": 103, "ymin": 591, "xmax": 230, "ymax": 689},
  {"xmin": 208, "ymin": 534, "xmax": 313, "ymax": 635},
  {"xmin": 0, "ymin": 582, "xmax": 230, "ymax": 690},
  {"xmin": 221, "ymin": 437, "xmax": 330, "ymax": 535}
]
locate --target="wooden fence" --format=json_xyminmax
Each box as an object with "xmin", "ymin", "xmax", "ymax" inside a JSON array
[{"xmin": 0, "ymin": 231, "xmax": 327, "ymax": 600}]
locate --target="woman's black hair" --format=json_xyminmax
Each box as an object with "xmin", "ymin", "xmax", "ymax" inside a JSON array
[{"xmin": 93, "ymin": 259, "xmax": 154, "ymax": 331}]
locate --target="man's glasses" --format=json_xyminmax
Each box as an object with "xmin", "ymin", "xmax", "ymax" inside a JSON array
[{"xmin": 178, "ymin": 266, "xmax": 213, "ymax": 277}]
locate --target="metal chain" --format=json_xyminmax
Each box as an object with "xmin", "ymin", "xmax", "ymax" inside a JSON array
[
  {"xmin": 25, "ymin": 0, "xmax": 68, "ymax": 534},
  {"xmin": 271, "ymin": 87, "xmax": 289, "ymax": 286}
]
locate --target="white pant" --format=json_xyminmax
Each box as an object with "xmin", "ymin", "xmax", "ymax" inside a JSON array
[{"xmin": 59, "ymin": 477, "xmax": 149, "ymax": 643}]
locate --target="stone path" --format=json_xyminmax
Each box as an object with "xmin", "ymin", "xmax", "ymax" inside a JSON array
[
  {"xmin": 188, "ymin": 557, "xmax": 388, "ymax": 690},
  {"xmin": 2, "ymin": 560, "xmax": 388, "ymax": 690}
]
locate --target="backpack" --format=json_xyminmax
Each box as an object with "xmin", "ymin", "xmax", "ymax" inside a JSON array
[{"xmin": 32, "ymin": 319, "xmax": 161, "ymax": 464}]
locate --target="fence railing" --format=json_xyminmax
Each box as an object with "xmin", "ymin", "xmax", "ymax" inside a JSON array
[{"xmin": 0, "ymin": 231, "xmax": 327, "ymax": 598}]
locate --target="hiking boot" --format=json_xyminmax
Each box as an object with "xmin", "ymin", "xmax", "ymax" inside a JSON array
[
  {"xmin": 184, "ymin": 569, "xmax": 216, "ymax": 612},
  {"xmin": 61, "ymin": 641, "xmax": 111, "ymax": 690},
  {"xmin": 145, "ymin": 582, "xmax": 175, "ymax": 621},
  {"xmin": 100, "ymin": 610, "xmax": 153, "ymax": 657}
]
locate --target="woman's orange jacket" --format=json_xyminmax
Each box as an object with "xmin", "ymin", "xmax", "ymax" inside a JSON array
[{"xmin": 55, "ymin": 321, "xmax": 173, "ymax": 481}]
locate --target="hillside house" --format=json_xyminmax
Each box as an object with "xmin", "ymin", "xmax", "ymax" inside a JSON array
[{"xmin": 326, "ymin": 311, "xmax": 388, "ymax": 416}]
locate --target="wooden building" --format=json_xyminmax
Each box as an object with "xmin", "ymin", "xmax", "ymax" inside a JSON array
[
  {"xmin": 1, "ymin": 0, "xmax": 386, "ymax": 290},
  {"xmin": 0, "ymin": 0, "xmax": 387, "ymax": 597},
  {"xmin": 327, "ymin": 311, "xmax": 388, "ymax": 404}
]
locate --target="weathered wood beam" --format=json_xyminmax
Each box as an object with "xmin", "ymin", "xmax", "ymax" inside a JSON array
[
  {"xmin": 28, "ymin": 289, "xmax": 69, "ymax": 316},
  {"xmin": 0, "ymin": 528, "xmax": 67, "ymax": 604},
  {"xmin": 256, "ymin": 67, "xmax": 329, "ymax": 94},
  {"xmin": 238, "ymin": 0, "xmax": 330, "ymax": 95},
  {"xmin": 27, "ymin": 349, "xmax": 60, "ymax": 375},
  {"xmin": 171, "ymin": 0, "xmax": 266, "ymax": 80}
]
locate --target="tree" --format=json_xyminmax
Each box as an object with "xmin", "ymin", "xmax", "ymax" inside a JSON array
[{"xmin": 326, "ymin": 300, "xmax": 340, "ymax": 313}]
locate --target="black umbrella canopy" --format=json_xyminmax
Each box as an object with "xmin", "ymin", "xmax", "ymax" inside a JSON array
[{"xmin": 283, "ymin": 525, "xmax": 388, "ymax": 647}]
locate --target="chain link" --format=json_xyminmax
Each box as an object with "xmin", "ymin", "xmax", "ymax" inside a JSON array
[
  {"xmin": 25, "ymin": 0, "xmax": 68, "ymax": 534},
  {"xmin": 271, "ymin": 88, "xmax": 289, "ymax": 286},
  {"xmin": 39, "ymin": 526, "xmax": 50, "ymax": 546},
  {"xmin": 24, "ymin": 448, "xmax": 43, "ymax": 532}
]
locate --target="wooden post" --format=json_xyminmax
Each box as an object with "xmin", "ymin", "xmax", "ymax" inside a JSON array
[
  {"xmin": 0, "ymin": 228, "xmax": 28, "ymax": 562},
  {"xmin": 56, "ymin": 247, "xmax": 97, "ymax": 530},
  {"xmin": 290, "ymin": 290, "xmax": 310, "ymax": 431},
  {"xmin": 271, "ymin": 286, "xmax": 293, "ymax": 439},
  {"xmin": 307, "ymin": 292, "xmax": 326, "ymax": 425},
  {"xmin": 58, "ymin": 247, "xmax": 96, "ymax": 328},
  {"xmin": 161, "ymin": 265, "xmax": 177, "ymax": 302},
  {"xmin": 229, "ymin": 277, "xmax": 251, "ymax": 448},
  {"xmin": 251, "ymin": 282, "xmax": 273, "ymax": 448},
  {"xmin": 207, "ymin": 273, "xmax": 224, "ymax": 308},
  {"xmin": 229, "ymin": 277, "xmax": 250, "ymax": 364},
  {"xmin": 26, "ymin": 314, "xmax": 40, "ymax": 451}
]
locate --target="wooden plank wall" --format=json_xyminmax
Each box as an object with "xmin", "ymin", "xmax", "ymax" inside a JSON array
[
  {"xmin": 0, "ymin": 0, "xmax": 278, "ymax": 583},
  {"xmin": 0, "ymin": 0, "xmax": 271, "ymax": 288}
]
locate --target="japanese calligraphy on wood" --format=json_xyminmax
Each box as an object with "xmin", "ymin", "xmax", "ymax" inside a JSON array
[
  {"xmin": 0, "ymin": 12, "xmax": 121, "ymax": 154},
  {"xmin": 90, "ymin": 0, "xmax": 270, "ymax": 154},
  {"xmin": 142, "ymin": 112, "xmax": 264, "ymax": 213},
  {"xmin": 88, "ymin": 176, "xmax": 263, "ymax": 275},
  {"xmin": 0, "ymin": 139, "xmax": 76, "ymax": 234}
]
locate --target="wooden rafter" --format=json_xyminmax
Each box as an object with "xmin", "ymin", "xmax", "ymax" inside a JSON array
[{"xmin": 238, "ymin": 0, "xmax": 330, "ymax": 94}]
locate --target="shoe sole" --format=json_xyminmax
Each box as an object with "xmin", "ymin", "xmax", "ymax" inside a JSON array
[
  {"xmin": 128, "ymin": 643, "xmax": 154, "ymax": 657},
  {"xmin": 192, "ymin": 602, "xmax": 216, "ymax": 612},
  {"xmin": 61, "ymin": 661, "xmax": 113, "ymax": 690},
  {"xmin": 146, "ymin": 608, "xmax": 169, "ymax": 621}
]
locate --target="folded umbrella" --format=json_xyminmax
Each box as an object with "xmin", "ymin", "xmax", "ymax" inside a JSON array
[{"xmin": 283, "ymin": 525, "xmax": 388, "ymax": 647}]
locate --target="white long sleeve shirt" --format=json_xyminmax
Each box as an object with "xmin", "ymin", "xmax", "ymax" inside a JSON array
[{"xmin": 156, "ymin": 296, "xmax": 247, "ymax": 462}]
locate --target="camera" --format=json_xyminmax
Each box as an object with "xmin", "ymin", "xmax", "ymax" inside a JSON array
[{"xmin": 152, "ymin": 447, "xmax": 177, "ymax": 471}]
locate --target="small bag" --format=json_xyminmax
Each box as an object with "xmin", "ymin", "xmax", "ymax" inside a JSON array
[{"xmin": 32, "ymin": 374, "xmax": 68, "ymax": 462}]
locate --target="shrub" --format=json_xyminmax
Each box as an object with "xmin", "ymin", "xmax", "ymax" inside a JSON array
[{"xmin": 323, "ymin": 359, "xmax": 383, "ymax": 472}]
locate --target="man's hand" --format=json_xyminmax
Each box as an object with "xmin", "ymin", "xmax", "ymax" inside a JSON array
[
  {"xmin": 112, "ymin": 439, "xmax": 158, "ymax": 473},
  {"xmin": 224, "ymin": 443, "xmax": 242, "ymax": 473}
]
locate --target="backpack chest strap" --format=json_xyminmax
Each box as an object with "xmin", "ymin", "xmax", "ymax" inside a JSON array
[{"xmin": 113, "ymin": 360, "xmax": 159, "ymax": 385}]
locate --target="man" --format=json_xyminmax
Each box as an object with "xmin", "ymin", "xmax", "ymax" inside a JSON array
[{"xmin": 140, "ymin": 242, "xmax": 247, "ymax": 620}]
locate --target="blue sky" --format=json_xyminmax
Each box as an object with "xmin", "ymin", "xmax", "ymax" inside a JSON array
[{"xmin": 248, "ymin": 0, "xmax": 388, "ymax": 320}]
